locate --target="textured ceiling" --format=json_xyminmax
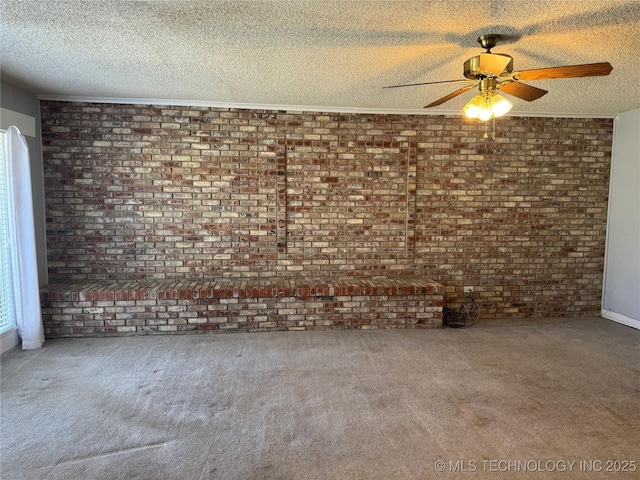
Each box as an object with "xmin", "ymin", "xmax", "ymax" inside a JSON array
[{"xmin": 2, "ymin": 0, "xmax": 640, "ymax": 117}]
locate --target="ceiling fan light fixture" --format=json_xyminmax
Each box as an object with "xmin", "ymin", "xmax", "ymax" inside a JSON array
[
  {"xmin": 490, "ymin": 93, "xmax": 513, "ymax": 117},
  {"xmin": 463, "ymin": 92, "xmax": 512, "ymax": 121},
  {"xmin": 463, "ymin": 94, "xmax": 488, "ymax": 119}
]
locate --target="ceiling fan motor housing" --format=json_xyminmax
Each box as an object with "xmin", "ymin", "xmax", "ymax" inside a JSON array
[{"xmin": 464, "ymin": 53, "xmax": 514, "ymax": 79}]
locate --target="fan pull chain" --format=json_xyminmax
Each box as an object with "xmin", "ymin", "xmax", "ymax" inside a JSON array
[{"xmin": 483, "ymin": 118, "xmax": 497, "ymax": 141}]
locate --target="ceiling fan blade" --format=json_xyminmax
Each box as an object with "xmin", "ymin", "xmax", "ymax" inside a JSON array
[
  {"xmin": 424, "ymin": 83, "xmax": 478, "ymax": 108},
  {"xmin": 514, "ymin": 62, "xmax": 613, "ymax": 81},
  {"xmin": 383, "ymin": 78, "xmax": 473, "ymax": 89},
  {"xmin": 499, "ymin": 81, "xmax": 548, "ymax": 102}
]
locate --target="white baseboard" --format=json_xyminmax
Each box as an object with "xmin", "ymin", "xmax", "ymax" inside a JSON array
[
  {"xmin": 1, "ymin": 326, "xmax": 19, "ymax": 354},
  {"xmin": 601, "ymin": 309, "xmax": 640, "ymax": 330}
]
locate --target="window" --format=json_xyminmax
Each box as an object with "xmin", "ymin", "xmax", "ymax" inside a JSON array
[{"xmin": 0, "ymin": 129, "xmax": 19, "ymax": 333}]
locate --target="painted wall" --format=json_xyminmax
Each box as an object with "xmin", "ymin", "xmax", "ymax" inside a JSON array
[
  {"xmin": 602, "ymin": 108, "xmax": 640, "ymax": 328},
  {"xmin": 40, "ymin": 101, "xmax": 613, "ymax": 318},
  {"xmin": 0, "ymin": 80, "xmax": 48, "ymax": 286}
]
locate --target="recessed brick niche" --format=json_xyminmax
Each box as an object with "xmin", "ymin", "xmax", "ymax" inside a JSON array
[{"xmin": 40, "ymin": 101, "xmax": 612, "ymax": 322}]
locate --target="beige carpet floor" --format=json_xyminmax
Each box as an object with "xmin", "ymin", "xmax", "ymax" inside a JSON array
[{"xmin": 1, "ymin": 317, "xmax": 639, "ymax": 479}]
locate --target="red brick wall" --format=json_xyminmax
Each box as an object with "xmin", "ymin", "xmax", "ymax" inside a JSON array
[{"xmin": 41, "ymin": 101, "xmax": 613, "ymax": 317}]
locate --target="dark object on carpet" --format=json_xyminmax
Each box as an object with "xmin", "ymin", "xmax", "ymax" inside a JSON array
[{"xmin": 444, "ymin": 290, "xmax": 480, "ymax": 328}]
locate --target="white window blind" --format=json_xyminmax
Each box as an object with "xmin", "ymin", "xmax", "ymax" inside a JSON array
[{"xmin": 0, "ymin": 130, "xmax": 19, "ymax": 333}]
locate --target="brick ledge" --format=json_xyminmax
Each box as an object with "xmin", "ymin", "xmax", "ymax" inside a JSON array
[{"xmin": 40, "ymin": 277, "xmax": 444, "ymax": 301}]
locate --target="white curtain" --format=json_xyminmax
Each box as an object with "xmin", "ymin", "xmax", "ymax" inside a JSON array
[{"xmin": 6, "ymin": 125, "xmax": 44, "ymax": 350}]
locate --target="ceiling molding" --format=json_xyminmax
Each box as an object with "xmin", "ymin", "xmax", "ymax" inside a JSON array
[{"xmin": 36, "ymin": 95, "xmax": 617, "ymax": 119}]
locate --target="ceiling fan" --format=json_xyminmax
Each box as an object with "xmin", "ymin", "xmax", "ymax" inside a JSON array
[{"xmin": 384, "ymin": 34, "xmax": 613, "ymax": 122}]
